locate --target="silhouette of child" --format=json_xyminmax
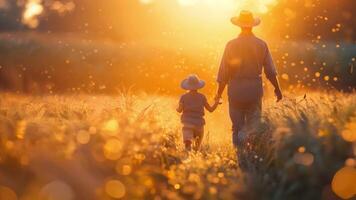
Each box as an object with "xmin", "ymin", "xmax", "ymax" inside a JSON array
[{"xmin": 177, "ymin": 74, "xmax": 220, "ymax": 151}]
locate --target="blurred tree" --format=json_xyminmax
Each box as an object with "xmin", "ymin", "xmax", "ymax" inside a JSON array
[
  {"xmin": 0, "ymin": 0, "xmax": 23, "ymax": 31},
  {"xmin": 264, "ymin": 0, "xmax": 355, "ymax": 41}
]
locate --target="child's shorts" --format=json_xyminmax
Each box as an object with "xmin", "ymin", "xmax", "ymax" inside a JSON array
[{"xmin": 182, "ymin": 124, "xmax": 204, "ymax": 142}]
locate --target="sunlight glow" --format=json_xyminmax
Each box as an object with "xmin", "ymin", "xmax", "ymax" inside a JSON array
[
  {"xmin": 176, "ymin": 0, "xmax": 278, "ymax": 14},
  {"xmin": 140, "ymin": 0, "xmax": 279, "ymax": 14},
  {"xmin": 139, "ymin": 0, "xmax": 154, "ymax": 4},
  {"xmin": 22, "ymin": 0, "xmax": 44, "ymax": 28},
  {"xmin": 178, "ymin": 0, "xmax": 199, "ymax": 6}
]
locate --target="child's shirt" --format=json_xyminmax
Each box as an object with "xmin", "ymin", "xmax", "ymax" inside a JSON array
[{"xmin": 179, "ymin": 92, "xmax": 207, "ymax": 126}]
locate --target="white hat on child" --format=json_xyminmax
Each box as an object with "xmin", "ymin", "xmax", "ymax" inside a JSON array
[{"xmin": 181, "ymin": 74, "xmax": 205, "ymax": 90}]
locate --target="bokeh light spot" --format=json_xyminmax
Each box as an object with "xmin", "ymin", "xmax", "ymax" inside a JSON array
[
  {"xmin": 16, "ymin": 120, "xmax": 27, "ymax": 139},
  {"xmin": 0, "ymin": 186, "xmax": 18, "ymax": 200},
  {"xmin": 103, "ymin": 119, "xmax": 119, "ymax": 135},
  {"xmin": 281, "ymin": 73, "xmax": 289, "ymax": 80},
  {"xmin": 331, "ymin": 167, "xmax": 356, "ymax": 199},
  {"xmin": 341, "ymin": 120, "xmax": 356, "ymax": 142},
  {"xmin": 76, "ymin": 130, "xmax": 90, "ymax": 144},
  {"xmin": 293, "ymin": 152, "xmax": 314, "ymax": 166},
  {"xmin": 298, "ymin": 146, "xmax": 306, "ymax": 153},
  {"xmin": 103, "ymin": 139, "xmax": 123, "ymax": 160},
  {"xmin": 40, "ymin": 180, "xmax": 74, "ymax": 200},
  {"xmin": 105, "ymin": 180, "xmax": 126, "ymax": 199},
  {"xmin": 345, "ymin": 158, "xmax": 356, "ymax": 167}
]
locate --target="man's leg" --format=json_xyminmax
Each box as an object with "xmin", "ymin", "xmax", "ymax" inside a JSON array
[
  {"xmin": 237, "ymin": 100, "xmax": 263, "ymax": 170},
  {"xmin": 245, "ymin": 100, "xmax": 262, "ymax": 131},
  {"xmin": 229, "ymin": 103, "xmax": 245, "ymax": 148}
]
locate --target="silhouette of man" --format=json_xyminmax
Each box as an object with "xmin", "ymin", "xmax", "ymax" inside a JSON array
[{"xmin": 215, "ymin": 11, "xmax": 283, "ymax": 148}]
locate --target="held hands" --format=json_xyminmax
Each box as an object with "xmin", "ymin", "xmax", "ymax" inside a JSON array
[
  {"xmin": 214, "ymin": 95, "xmax": 223, "ymax": 105},
  {"xmin": 275, "ymin": 88, "xmax": 283, "ymax": 102},
  {"xmin": 205, "ymin": 95, "xmax": 221, "ymax": 113}
]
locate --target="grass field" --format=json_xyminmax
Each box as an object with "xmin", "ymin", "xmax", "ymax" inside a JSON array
[{"xmin": 0, "ymin": 91, "xmax": 355, "ymax": 200}]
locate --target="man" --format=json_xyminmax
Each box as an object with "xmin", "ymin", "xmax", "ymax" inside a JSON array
[{"xmin": 215, "ymin": 10, "xmax": 283, "ymax": 148}]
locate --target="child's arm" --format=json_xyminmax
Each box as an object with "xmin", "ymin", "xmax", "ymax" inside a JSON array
[
  {"xmin": 205, "ymin": 100, "xmax": 219, "ymax": 113},
  {"xmin": 176, "ymin": 102, "xmax": 183, "ymax": 113}
]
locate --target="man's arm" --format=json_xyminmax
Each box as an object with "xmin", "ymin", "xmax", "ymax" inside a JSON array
[
  {"xmin": 215, "ymin": 82, "xmax": 226, "ymax": 100},
  {"xmin": 263, "ymin": 43, "xmax": 283, "ymax": 102},
  {"xmin": 215, "ymin": 43, "xmax": 229, "ymax": 100},
  {"xmin": 266, "ymin": 75, "xmax": 282, "ymax": 102}
]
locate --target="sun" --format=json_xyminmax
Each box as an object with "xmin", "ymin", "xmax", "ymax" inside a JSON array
[
  {"xmin": 177, "ymin": 0, "xmax": 278, "ymax": 14},
  {"xmin": 140, "ymin": 0, "xmax": 279, "ymax": 20}
]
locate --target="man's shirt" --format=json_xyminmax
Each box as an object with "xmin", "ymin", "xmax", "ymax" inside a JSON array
[{"xmin": 217, "ymin": 33, "xmax": 277, "ymax": 103}]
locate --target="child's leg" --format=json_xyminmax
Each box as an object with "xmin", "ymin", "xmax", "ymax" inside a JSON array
[
  {"xmin": 193, "ymin": 126, "xmax": 204, "ymax": 151},
  {"xmin": 182, "ymin": 126, "xmax": 194, "ymax": 151},
  {"xmin": 184, "ymin": 140, "xmax": 192, "ymax": 151}
]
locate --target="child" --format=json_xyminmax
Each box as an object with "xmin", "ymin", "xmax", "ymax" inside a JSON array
[{"xmin": 176, "ymin": 74, "xmax": 220, "ymax": 151}]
